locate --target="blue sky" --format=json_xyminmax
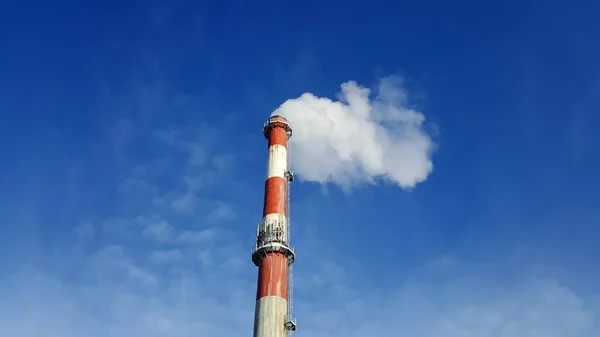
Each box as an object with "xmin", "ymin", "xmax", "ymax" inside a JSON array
[{"xmin": 1, "ymin": 0, "xmax": 599, "ymax": 336}]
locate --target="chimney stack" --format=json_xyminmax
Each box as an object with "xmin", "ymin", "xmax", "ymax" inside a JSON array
[{"xmin": 252, "ymin": 115, "xmax": 296, "ymax": 337}]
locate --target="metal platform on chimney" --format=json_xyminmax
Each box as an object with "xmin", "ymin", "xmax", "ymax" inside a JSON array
[
  {"xmin": 251, "ymin": 241, "xmax": 295, "ymax": 266},
  {"xmin": 285, "ymin": 314, "xmax": 297, "ymax": 331}
]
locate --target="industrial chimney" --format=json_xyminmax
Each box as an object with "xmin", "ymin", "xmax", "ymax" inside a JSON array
[{"xmin": 251, "ymin": 115, "xmax": 296, "ymax": 337}]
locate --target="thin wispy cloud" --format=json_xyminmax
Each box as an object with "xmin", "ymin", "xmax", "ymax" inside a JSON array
[
  {"xmin": 141, "ymin": 218, "xmax": 173, "ymax": 242},
  {"xmin": 177, "ymin": 228, "xmax": 217, "ymax": 243},
  {"xmin": 149, "ymin": 249, "xmax": 183, "ymax": 264},
  {"xmin": 1, "ymin": 243, "xmax": 597, "ymax": 337}
]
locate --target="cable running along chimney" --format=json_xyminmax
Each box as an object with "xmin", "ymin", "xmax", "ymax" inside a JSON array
[{"xmin": 251, "ymin": 115, "xmax": 296, "ymax": 337}]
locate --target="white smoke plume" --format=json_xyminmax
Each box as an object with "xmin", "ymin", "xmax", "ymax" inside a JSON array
[{"xmin": 272, "ymin": 75, "xmax": 435, "ymax": 190}]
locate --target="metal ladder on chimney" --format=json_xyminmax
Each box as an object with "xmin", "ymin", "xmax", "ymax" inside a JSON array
[
  {"xmin": 285, "ymin": 264, "xmax": 296, "ymax": 332},
  {"xmin": 284, "ymin": 146, "xmax": 296, "ymax": 333}
]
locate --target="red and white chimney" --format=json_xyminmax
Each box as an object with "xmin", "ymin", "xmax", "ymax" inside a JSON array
[{"xmin": 252, "ymin": 115, "xmax": 296, "ymax": 337}]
